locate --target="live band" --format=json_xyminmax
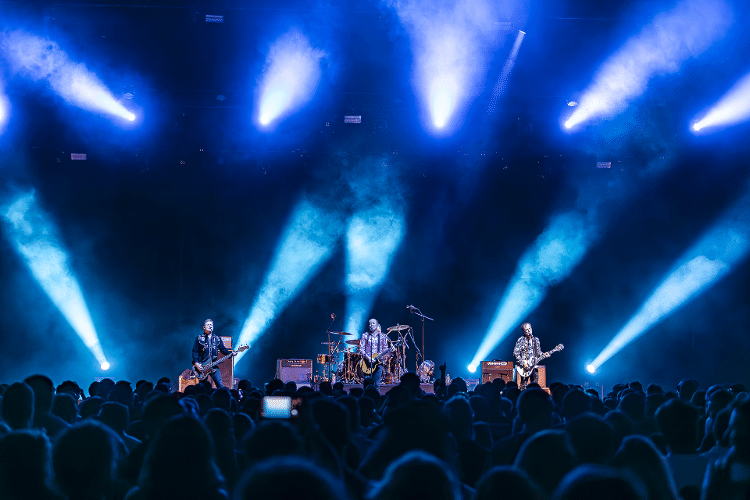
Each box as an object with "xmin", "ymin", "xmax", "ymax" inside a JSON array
[{"xmin": 190, "ymin": 317, "xmax": 564, "ymax": 389}]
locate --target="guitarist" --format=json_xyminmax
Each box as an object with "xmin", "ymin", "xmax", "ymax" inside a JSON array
[
  {"xmin": 513, "ymin": 322, "xmax": 542, "ymax": 390},
  {"xmin": 191, "ymin": 319, "xmax": 236, "ymax": 388},
  {"xmin": 358, "ymin": 319, "xmax": 393, "ymax": 388}
]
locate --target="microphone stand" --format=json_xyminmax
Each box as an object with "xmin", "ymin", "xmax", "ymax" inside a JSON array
[
  {"xmin": 326, "ymin": 314, "xmax": 336, "ymax": 382},
  {"xmin": 408, "ymin": 306, "xmax": 433, "ymax": 372}
]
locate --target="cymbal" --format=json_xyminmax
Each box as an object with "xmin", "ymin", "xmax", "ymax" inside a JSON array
[
  {"xmin": 345, "ymin": 339, "xmax": 361, "ymax": 345},
  {"xmin": 387, "ymin": 325, "xmax": 410, "ymax": 332},
  {"xmin": 330, "ymin": 331, "xmax": 354, "ymax": 336}
]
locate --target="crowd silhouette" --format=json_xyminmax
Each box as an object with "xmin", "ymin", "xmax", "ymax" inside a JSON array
[{"xmin": 0, "ymin": 369, "xmax": 748, "ymax": 500}]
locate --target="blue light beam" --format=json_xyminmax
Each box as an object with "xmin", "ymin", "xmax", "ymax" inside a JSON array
[
  {"xmin": 0, "ymin": 80, "xmax": 10, "ymax": 136},
  {"xmin": 564, "ymin": 0, "xmax": 732, "ymax": 130},
  {"xmin": 256, "ymin": 29, "xmax": 325, "ymax": 127},
  {"xmin": 488, "ymin": 30, "xmax": 525, "ymax": 114},
  {"xmin": 2, "ymin": 191, "xmax": 109, "ymax": 367},
  {"xmin": 235, "ymin": 199, "xmax": 342, "ymax": 363},
  {"xmin": 0, "ymin": 30, "xmax": 136, "ymax": 122},
  {"xmin": 344, "ymin": 208, "xmax": 405, "ymax": 338},
  {"xmin": 589, "ymin": 190, "xmax": 750, "ymax": 371},
  {"xmin": 692, "ymin": 70, "xmax": 750, "ymax": 132},
  {"xmin": 469, "ymin": 212, "xmax": 596, "ymax": 367},
  {"xmin": 386, "ymin": 0, "xmax": 510, "ymax": 134}
]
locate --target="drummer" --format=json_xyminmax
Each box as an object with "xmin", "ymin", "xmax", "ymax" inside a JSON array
[{"xmin": 359, "ymin": 318, "xmax": 393, "ymax": 388}]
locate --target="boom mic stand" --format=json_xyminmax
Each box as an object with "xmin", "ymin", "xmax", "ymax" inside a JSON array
[
  {"xmin": 326, "ymin": 313, "xmax": 336, "ymax": 382},
  {"xmin": 407, "ymin": 305, "xmax": 433, "ymax": 371}
]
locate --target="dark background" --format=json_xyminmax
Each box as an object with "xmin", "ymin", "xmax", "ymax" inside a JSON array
[{"xmin": 0, "ymin": 0, "xmax": 748, "ymax": 391}]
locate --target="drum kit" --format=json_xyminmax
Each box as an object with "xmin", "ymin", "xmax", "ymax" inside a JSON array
[{"xmin": 318, "ymin": 324, "xmax": 415, "ymax": 384}]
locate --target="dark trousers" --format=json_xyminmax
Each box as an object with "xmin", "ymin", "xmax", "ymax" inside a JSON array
[{"xmin": 519, "ymin": 368, "xmax": 538, "ymax": 389}]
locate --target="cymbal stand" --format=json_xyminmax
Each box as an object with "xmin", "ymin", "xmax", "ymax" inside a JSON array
[
  {"xmin": 407, "ymin": 306, "xmax": 432, "ymax": 372},
  {"xmin": 325, "ymin": 314, "xmax": 336, "ymax": 382},
  {"xmin": 395, "ymin": 330, "xmax": 408, "ymax": 380}
]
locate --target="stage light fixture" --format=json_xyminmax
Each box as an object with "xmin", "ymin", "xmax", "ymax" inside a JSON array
[
  {"xmin": 235, "ymin": 199, "xmax": 343, "ymax": 364},
  {"xmin": 469, "ymin": 211, "xmax": 596, "ymax": 369},
  {"xmin": 256, "ymin": 29, "xmax": 324, "ymax": 128},
  {"xmin": 0, "ymin": 30, "xmax": 138, "ymax": 124},
  {"xmin": 691, "ymin": 71, "xmax": 750, "ymax": 133},
  {"xmin": 563, "ymin": 0, "xmax": 731, "ymax": 130},
  {"xmin": 101, "ymin": 362, "xmax": 110, "ymax": 370},
  {"xmin": 344, "ymin": 208, "xmax": 405, "ymax": 339},
  {"xmin": 468, "ymin": 364, "xmax": 477, "ymax": 373},
  {"xmin": 586, "ymin": 364, "xmax": 596, "ymax": 374},
  {"xmin": 588, "ymin": 188, "xmax": 750, "ymax": 371},
  {"xmin": 2, "ymin": 191, "xmax": 109, "ymax": 368}
]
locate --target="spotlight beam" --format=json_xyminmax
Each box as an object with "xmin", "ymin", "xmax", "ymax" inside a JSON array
[
  {"xmin": 692, "ymin": 71, "xmax": 750, "ymax": 132},
  {"xmin": 344, "ymin": 208, "xmax": 405, "ymax": 338},
  {"xmin": 488, "ymin": 30, "xmax": 526, "ymax": 114},
  {"xmin": 235, "ymin": 199, "xmax": 342, "ymax": 363},
  {"xmin": 564, "ymin": 0, "xmax": 732, "ymax": 130},
  {"xmin": 589, "ymin": 190, "xmax": 750, "ymax": 371},
  {"xmin": 387, "ymin": 0, "xmax": 508, "ymax": 134},
  {"xmin": 2, "ymin": 191, "xmax": 108, "ymax": 367},
  {"xmin": 1, "ymin": 30, "xmax": 136, "ymax": 122},
  {"xmin": 256, "ymin": 29, "xmax": 324, "ymax": 127},
  {"xmin": 469, "ymin": 212, "xmax": 596, "ymax": 368}
]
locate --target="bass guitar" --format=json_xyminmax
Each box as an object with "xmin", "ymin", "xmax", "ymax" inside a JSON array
[
  {"xmin": 192, "ymin": 344, "xmax": 249, "ymax": 380},
  {"xmin": 516, "ymin": 344, "xmax": 564, "ymax": 378}
]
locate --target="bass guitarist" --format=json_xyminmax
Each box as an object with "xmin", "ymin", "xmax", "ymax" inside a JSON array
[
  {"xmin": 513, "ymin": 322, "xmax": 543, "ymax": 390},
  {"xmin": 359, "ymin": 318, "xmax": 393, "ymax": 388},
  {"xmin": 192, "ymin": 318, "xmax": 236, "ymax": 388}
]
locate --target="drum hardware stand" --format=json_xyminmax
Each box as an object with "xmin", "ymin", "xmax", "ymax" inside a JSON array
[
  {"xmin": 407, "ymin": 305, "xmax": 432, "ymax": 372},
  {"xmin": 325, "ymin": 313, "xmax": 337, "ymax": 382}
]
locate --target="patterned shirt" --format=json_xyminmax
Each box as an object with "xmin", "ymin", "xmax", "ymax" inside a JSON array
[
  {"xmin": 359, "ymin": 331, "xmax": 392, "ymax": 362},
  {"xmin": 513, "ymin": 335, "xmax": 542, "ymax": 368}
]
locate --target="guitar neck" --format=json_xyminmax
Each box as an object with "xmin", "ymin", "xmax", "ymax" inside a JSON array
[{"xmin": 206, "ymin": 352, "xmax": 234, "ymax": 369}]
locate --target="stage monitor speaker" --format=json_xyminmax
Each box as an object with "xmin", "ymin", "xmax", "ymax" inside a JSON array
[
  {"xmin": 481, "ymin": 360, "xmax": 514, "ymax": 384},
  {"xmin": 178, "ymin": 336, "xmax": 234, "ymax": 391},
  {"xmin": 276, "ymin": 359, "xmax": 313, "ymax": 384},
  {"xmin": 516, "ymin": 365, "xmax": 546, "ymax": 388}
]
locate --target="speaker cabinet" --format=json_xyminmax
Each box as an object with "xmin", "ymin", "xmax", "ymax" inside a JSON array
[
  {"xmin": 179, "ymin": 336, "xmax": 234, "ymax": 391},
  {"xmin": 516, "ymin": 365, "xmax": 546, "ymax": 388},
  {"xmin": 276, "ymin": 359, "xmax": 313, "ymax": 385},
  {"xmin": 481, "ymin": 360, "xmax": 514, "ymax": 384}
]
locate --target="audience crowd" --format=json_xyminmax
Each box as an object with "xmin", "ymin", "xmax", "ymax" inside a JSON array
[{"xmin": 0, "ymin": 370, "xmax": 749, "ymax": 500}]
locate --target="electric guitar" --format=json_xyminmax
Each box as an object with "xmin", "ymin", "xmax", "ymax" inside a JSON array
[
  {"xmin": 516, "ymin": 344, "xmax": 564, "ymax": 378},
  {"xmin": 192, "ymin": 345, "xmax": 248, "ymax": 380}
]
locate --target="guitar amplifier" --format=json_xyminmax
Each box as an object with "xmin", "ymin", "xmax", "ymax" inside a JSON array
[
  {"xmin": 276, "ymin": 359, "xmax": 313, "ymax": 385},
  {"xmin": 516, "ymin": 365, "xmax": 546, "ymax": 388},
  {"xmin": 481, "ymin": 360, "xmax": 514, "ymax": 384}
]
